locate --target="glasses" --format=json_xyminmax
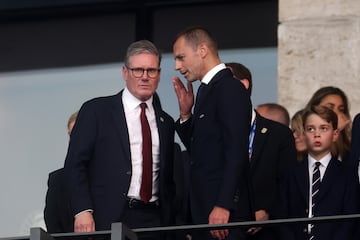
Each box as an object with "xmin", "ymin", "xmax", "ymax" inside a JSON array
[{"xmin": 126, "ymin": 66, "xmax": 161, "ymax": 78}]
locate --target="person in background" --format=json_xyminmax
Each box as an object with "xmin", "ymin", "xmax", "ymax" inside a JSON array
[
  {"xmin": 63, "ymin": 40, "xmax": 175, "ymax": 240},
  {"xmin": 305, "ymin": 86, "xmax": 351, "ymax": 163},
  {"xmin": 172, "ymin": 27, "xmax": 252, "ymax": 240},
  {"xmin": 279, "ymin": 105, "xmax": 359, "ymax": 240},
  {"xmin": 226, "ymin": 62, "xmax": 297, "ymax": 240},
  {"xmin": 290, "ymin": 109, "xmax": 308, "ymax": 162},
  {"xmin": 256, "ymin": 103, "xmax": 290, "ymax": 127},
  {"xmin": 350, "ymin": 113, "xmax": 360, "ymax": 179},
  {"xmin": 44, "ymin": 111, "xmax": 78, "ymax": 233}
]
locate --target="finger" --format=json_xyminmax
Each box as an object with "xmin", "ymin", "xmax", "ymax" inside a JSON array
[
  {"xmin": 210, "ymin": 230, "xmax": 221, "ymax": 239},
  {"xmin": 247, "ymin": 228, "xmax": 254, "ymax": 234},
  {"xmin": 172, "ymin": 76, "xmax": 185, "ymax": 89},
  {"xmin": 252, "ymin": 227, "xmax": 261, "ymax": 234},
  {"xmin": 187, "ymin": 81, "xmax": 193, "ymax": 95},
  {"xmin": 210, "ymin": 229, "xmax": 227, "ymax": 240}
]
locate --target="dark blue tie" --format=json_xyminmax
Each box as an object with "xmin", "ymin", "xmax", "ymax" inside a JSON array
[{"xmin": 195, "ymin": 83, "xmax": 205, "ymax": 112}]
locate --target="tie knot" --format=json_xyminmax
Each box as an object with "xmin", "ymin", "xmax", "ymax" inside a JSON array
[
  {"xmin": 315, "ymin": 162, "xmax": 321, "ymax": 168},
  {"xmin": 140, "ymin": 102, "xmax": 147, "ymax": 110}
]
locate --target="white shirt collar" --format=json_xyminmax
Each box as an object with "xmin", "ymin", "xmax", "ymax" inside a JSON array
[
  {"xmin": 123, "ymin": 87, "xmax": 153, "ymax": 111},
  {"xmin": 251, "ymin": 109, "xmax": 256, "ymax": 125},
  {"xmin": 308, "ymin": 152, "xmax": 332, "ymax": 168},
  {"xmin": 201, "ymin": 63, "xmax": 226, "ymax": 85}
]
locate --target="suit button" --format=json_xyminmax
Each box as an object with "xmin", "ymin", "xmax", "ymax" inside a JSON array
[
  {"xmin": 190, "ymin": 161, "xmax": 194, "ymax": 165},
  {"xmin": 126, "ymin": 170, "xmax": 131, "ymax": 175},
  {"xmin": 303, "ymin": 228, "xmax": 307, "ymax": 233},
  {"xmin": 305, "ymin": 209, "xmax": 309, "ymax": 213}
]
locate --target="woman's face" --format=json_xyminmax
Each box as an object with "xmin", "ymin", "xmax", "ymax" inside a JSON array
[
  {"xmin": 291, "ymin": 121, "xmax": 307, "ymax": 153},
  {"xmin": 320, "ymin": 94, "xmax": 350, "ymax": 131}
]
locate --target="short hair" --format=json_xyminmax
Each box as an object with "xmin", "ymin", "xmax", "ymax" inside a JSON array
[
  {"xmin": 124, "ymin": 40, "xmax": 162, "ymax": 67},
  {"xmin": 174, "ymin": 26, "xmax": 218, "ymax": 53},
  {"xmin": 257, "ymin": 103, "xmax": 290, "ymax": 126},
  {"xmin": 225, "ymin": 62, "xmax": 252, "ymax": 95},
  {"xmin": 302, "ymin": 105, "xmax": 338, "ymax": 130}
]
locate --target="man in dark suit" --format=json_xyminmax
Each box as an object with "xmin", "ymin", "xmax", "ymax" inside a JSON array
[
  {"xmin": 226, "ymin": 62, "xmax": 297, "ymax": 240},
  {"xmin": 63, "ymin": 40, "xmax": 175, "ymax": 239},
  {"xmin": 279, "ymin": 106, "xmax": 359, "ymax": 240},
  {"xmin": 172, "ymin": 27, "xmax": 252, "ymax": 240},
  {"xmin": 44, "ymin": 111, "xmax": 78, "ymax": 233}
]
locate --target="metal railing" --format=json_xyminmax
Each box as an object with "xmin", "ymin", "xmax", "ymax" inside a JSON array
[{"xmin": 2, "ymin": 214, "xmax": 360, "ymax": 240}]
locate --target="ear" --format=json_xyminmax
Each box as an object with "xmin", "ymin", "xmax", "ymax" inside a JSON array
[
  {"xmin": 240, "ymin": 79, "xmax": 250, "ymax": 90},
  {"xmin": 122, "ymin": 65, "xmax": 128, "ymax": 81},
  {"xmin": 198, "ymin": 43, "xmax": 208, "ymax": 58},
  {"xmin": 332, "ymin": 129, "xmax": 340, "ymax": 142}
]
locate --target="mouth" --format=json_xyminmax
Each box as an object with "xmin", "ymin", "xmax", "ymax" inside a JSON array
[
  {"xmin": 314, "ymin": 141, "xmax": 321, "ymax": 147},
  {"xmin": 180, "ymin": 71, "xmax": 188, "ymax": 77}
]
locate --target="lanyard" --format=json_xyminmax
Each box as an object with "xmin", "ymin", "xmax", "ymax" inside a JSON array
[{"xmin": 249, "ymin": 119, "xmax": 256, "ymax": 158}]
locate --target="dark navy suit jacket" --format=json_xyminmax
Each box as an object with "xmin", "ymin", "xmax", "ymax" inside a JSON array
[
  {"xmin": 248, "ymin": 112, "xmax": 297, "ymax": 240},
  {"xmin": 350, "ymin": 113, "xmax": 360, "ymax": 173},
  {"xmin": 176, "ymin": 68, "xmax": 252, "ymax": 227},
  {"xmin": 279, "ymin": 156, "xmax": 359, "ymax": 240},
  {"xmin": 63, "ymin": 91, "xmax": 175, "ymax": 231},
  {"xmin": 249, "ymin": 112, "xmax": 297, "ymax": 216}
]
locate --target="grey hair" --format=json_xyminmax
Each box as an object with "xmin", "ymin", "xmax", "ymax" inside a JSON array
[{"xmin": 124, "ymin": 40, "xmax": 161, "ymax": 67}]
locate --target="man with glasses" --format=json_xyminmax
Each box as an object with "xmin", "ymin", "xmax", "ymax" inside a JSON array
[{"xmin": 64, "ymin": 40, "xmax": 175, "ymax": 240}]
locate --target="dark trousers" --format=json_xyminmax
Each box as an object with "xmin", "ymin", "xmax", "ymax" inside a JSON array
[{"xmin": 121, "ymin": 204, "xmax": 163, "ymax": 240}]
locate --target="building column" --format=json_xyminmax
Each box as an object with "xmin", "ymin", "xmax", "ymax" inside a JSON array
[{"xmin": 278, "ymin": 0, "xmax": 360, "ymax": 118}]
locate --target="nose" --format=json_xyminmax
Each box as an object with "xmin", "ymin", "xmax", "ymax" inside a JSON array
[
  {"xmin": 141, "ymin": 71, "xmax": 151, "ymax": 80},
  {"xmin": 313, "ymin": 129, "xmax": 321, "ymax": 137},
  {"xmin": 174, "ymin": 60, "xmax": 181, "ymax": 71}
]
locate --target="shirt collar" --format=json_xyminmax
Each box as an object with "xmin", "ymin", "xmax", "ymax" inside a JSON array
[
  {"xmin": 123, "ymin": 87, "xmax": 153, "ymax": 111},
  {"xmin": 201, "ymin": 63, "xmax": 226, "ymax": 85},
  {"xmin": 308, "ymin": 152, "xmax": 332, "ymax": 168},
  {"xmin": 251, "ymin": 109, "xmax": 256, "ymax": 125}
]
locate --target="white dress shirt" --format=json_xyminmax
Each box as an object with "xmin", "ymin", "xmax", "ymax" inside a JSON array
[{"xmin": 122, "ymin": 88, "xmax": 160, "ymax": 201}]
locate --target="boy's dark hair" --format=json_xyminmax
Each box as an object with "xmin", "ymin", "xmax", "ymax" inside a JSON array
[{"xmin": 302, "ymin": 105, "xmax": 338, "ymax": 130}]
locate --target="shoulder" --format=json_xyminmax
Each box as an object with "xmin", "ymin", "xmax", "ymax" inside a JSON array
[
  {"xmin": 289, "ymin": 158, "xmax": 307, "ymax": 173},
  {"xmin": 353, "ymin": 113, "xmax": 360, "ymax": 122},
  {"xmin": 81, "ymin": 92, "xmax": 122, "ymax": 109},
  {"xmin": 352, "ymin": 113, "xmax": 360, "ymax": 132}
]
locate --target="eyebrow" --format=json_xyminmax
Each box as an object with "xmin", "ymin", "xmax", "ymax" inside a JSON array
[{"xmin": 174, "ymin": 54, "xmax": 185, "ymax": 60}]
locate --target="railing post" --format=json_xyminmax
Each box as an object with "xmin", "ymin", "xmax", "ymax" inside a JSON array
[
  {"xmin": 111, "ymin": 222, "xmax": 138, "ymax": 240},
  {"xmin": 29, "ymin": 228, "xmax": 54, "ymax": 240}
]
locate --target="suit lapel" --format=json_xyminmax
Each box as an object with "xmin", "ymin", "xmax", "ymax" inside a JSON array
[
  {"xmin": 153, "ymin": 100, "xmax": 167, "ymax": 167},
  {"xmin": 111, "ymin": 91, "xmax": 131, "ymax": 162},
  {"xmin": 193, "ymin": 68, "xmax": 227, "ymax": 117},
  {"xmin": 317, "ymin": 157, "xmax": 340, "ymax": 202},
  {"xmin": 250, "ymin": 114, "xmax": 267, "ymax": 168}
]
